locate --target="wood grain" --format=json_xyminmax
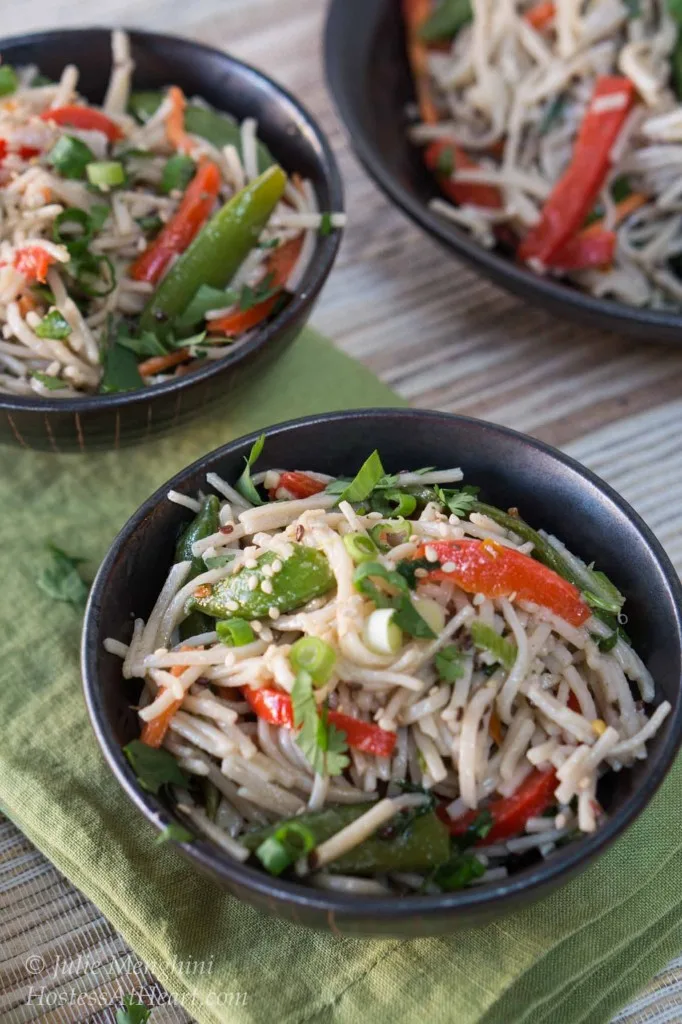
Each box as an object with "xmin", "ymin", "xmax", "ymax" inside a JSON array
[{"xmin": 1, "ymin": 0, "xmax": 682, "ymax": 1021}]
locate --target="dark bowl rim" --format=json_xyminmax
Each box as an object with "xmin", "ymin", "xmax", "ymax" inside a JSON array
[
  {"xmin": 0, "ymin": 26, "xmax": 344, "ymax": 414},
  {"xmin": 81, "ymin": 408, "xmax": 682, "ymax": 922},
  {"xmin": 323, "ymin": 0, "xmax": 682, "ymax": 339}
]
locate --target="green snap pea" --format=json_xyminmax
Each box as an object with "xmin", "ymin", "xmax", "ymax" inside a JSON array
[
  {"xmin": 242, "ymin": 805, "xmax": 450, "ymax": 875},
  {"xmin": 140, "ymin": 164, "xmax": 287, "ymax": 334},
  {"xmin": 189, "ymin": 544, "xmax": 335, "ymax": 620},
  {"xmin": 175, "ymin": 495, "xmax": 220, "ymax": 640}
]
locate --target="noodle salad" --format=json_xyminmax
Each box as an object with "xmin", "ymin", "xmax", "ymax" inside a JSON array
[
  {"xmin": 0, "ymin": 31, "xmax": 344, "ymax": 398},
  {"xmin": 107, "ymin": 442, "xmax": 671, "ymax": 896},
  {"xmin": 404, "ymin": 0, "xmax": 682, "ymax": 308}
]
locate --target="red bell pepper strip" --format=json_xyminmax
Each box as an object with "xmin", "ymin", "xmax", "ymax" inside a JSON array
[
  {"xmin": 268, "ymin": 471, "xmax": 327, "ymax": 500},
  {"xmin": 524, "ymin": 1, "xmax": 555, "ymax": 30},
  {"xmin": 243, "ymin": 686, "xmax": 397, "ymax": 758},
  {"xmin": 424, "ymin": 140, "xmax": 503, "ymax": 210},
  {"xmin": 547, "ymin": 229, "xmax": 616, "ymax": 271},
  {"xmin": 13, "ymin": 246, "xmax": 55, "ymax": 283},
  {"xmin": 518, "ymin": 77, "xmax": 636, "ymax": 266},
  {"xmin": 419, "ymin": 539, "xmax": 591, "ymax": 626},
  {"xmin": 440, "ymin": 768, "xmax": 558, "ymax": 842},
  {"xmin": 39, "ymin": 104, "xmax": 124, "ymax": 142},
  {"xmin": 207, "ymin": 235, "xmax": 303, "ymax": 338},
  {"xmin": 129, "ymin": 159, "xmax": 221, "ymax": 284}
]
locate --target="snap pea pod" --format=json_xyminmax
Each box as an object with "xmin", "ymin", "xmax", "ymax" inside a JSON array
[
  {"xmin": 128, "ymin": 91, "xmax": 274, "ymax": 172},
  {"xmin": 242, "ymin": 805, "xmax": 450, "ymax": 874},
  {"xmin": 175, "ymin": 495, "xmax": 220, "ymax": 640},
  {"xmin": 139, "ymin": 164, "xmax": 287, "ymax": 333},
  {"xmin": 190, "ymin": 543, "xmax": 335, "ymax": 620}
]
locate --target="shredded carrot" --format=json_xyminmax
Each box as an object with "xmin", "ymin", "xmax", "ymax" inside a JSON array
[
  {"xmin": 524, "ymin": 1, "xmax": 556, "ymax": 30},
  {"xmin": 138, "ymin": 348, "xmax": 190, "ymax": 377},
  {"xmin": 581, "ymin": 192, "xmax": 648, "ymax": 238},
  {"xmin": 489, "ymin": 707, "xmax": 503, "ymax": 747},
  {"xmin": 402, "ymin": 0, "xmax": 440, "ymax": 125},
  {"xmin": 166, "ymin": 85, "xmax": 193, "ymax": 155},
  {"xmin": 18, "ymin": 293, "xmax": 37, "ymax": 317},
  {"xmin": 140, "ymin": 646, "xmax": 198, "ymax": 748},
  {"xmin": 208, "ymin": 236, "xmax": 303, "ymax": 337}
]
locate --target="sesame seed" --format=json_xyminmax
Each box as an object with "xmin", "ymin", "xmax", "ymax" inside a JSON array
[
  {"xmin": 577, "ymin": 777, "xmax": 590, "ymax": 791},
  {"xmin": 441, "ymin": 560, "xmax": 456, "ymax": 573},
  {"xmin": 261, "ymin": 564, "xmax": 274, "ymax": 578},
  {"xmin": 261, "ymin": 579, "xmax": 273, "ymax": 595},
  {"xmin": 272, "ymin": 558, "xmax": 282, "ymax": 573},
  {"xmin": 226, "ymin": 599, "xmax": 240, "ymax": 612},
  {"xmin": 250, "ymin": 620, "xmax": 263, "ymax": 633},
  {"xmin": 247, "ymin": 576, "xmax": 258, "ymax": 591},
  {"xmin": 268, "ymin": 606, "xmax": 280, "ymax": 620},
  {"xmin": 245, "ymin": 558, "xmax": 257, "ymax": 569},
  {"xmin": 425, "ymin": 545, "xmax": 438, "ymax": 562},
  {"xmin": 261, "ymin": 627, "xmax": 273, "ymax": 643}
]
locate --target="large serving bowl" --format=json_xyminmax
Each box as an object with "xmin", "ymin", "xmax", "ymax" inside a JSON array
[
  {"xmin": 0, "ymin": 28, "xmax": 343, "ymax": 451},
  {"xmin": 324, "ymin": 0, "xmax": 682, "ymax": 346},
  {"xmin": 81, "ymin": 409, "xmax": 682, "ymax": 937}
]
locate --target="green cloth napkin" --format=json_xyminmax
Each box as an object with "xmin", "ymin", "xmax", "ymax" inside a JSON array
[{"xmin": 1, "ymin": 325, "xmax": 681, "ymax": 1024}]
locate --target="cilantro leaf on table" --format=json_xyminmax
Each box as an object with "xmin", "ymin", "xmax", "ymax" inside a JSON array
[{"xmin": 36, "ymin": 543, "xmax": 89, "ymax": 608}]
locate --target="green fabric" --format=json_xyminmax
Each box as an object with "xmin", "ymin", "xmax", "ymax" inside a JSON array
[{"xmin": 0, "ymin": 325, "xmax": 680, "ymax": 1024}]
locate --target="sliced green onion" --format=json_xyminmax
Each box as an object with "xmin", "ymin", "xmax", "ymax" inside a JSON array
[
  {"xmin": 161, "ymin": 153, "xmax": 196, "ymax": 194},
  {"xmin": 255, "ymin": 821, "xmax": 316, "ymax": 876},
  {"xmin": 371, "ymin": 489, "xmax": 417, "ymax": 518},
  {"xmin": 363, "ymin": 607, "xmax": 403, "ymax": 655},
  {"xmin": 412, "ymin": 596, "xmax": 445, "ymax": 635},
  {"xmin": 86, "ymin": 160, "xmax": 125, "ymax": 188},
  {"xmin": 369, "ymin": 519, "xmax": 412, "ymax": 552},
  {"xmin": 290, "ymin": 636, "xmax": 336, "ymax": 685},
  {"xmin": 74, "ymin": 253, "xmax": 116, "ymax": 297},
  {"xmin": 216, "ymin": 617, "xmax": 255, "ymax": 647},
  {"xmin": 53, "ymin": 207, "xmax": 91, "ymax": 244},
  {"xmin": 47, "ymin": 135, "xmax": 94, "ymax": 179},
  {"xmin": 0, "ymin": 65, "xmax": 18, "ymax": 97},
  {"xmin": 319, "ymin": 212, "xmax": 333, "ymax": 236},
  {"xmin": 343, "ymin": 531, "xmax": 378, "ymax": 565},
  {"xmin": 470, "ymin": 621, "xmax": 517, "ymax": 671},
  {"xmin": 35, "ymin": 309, "xmax": 72, "ymax": 340}
]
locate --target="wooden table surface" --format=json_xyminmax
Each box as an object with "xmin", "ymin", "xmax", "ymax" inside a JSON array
[{"xmin": 2, "ymin": 0, "xmax": 682, "ymax": 1021}]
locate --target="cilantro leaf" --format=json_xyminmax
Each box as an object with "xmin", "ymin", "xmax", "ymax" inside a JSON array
[
  {"xmin": 435, "ymin": 644, "xmax": 465, "ymax": 682},
  {"xmin": 395, "ymin": 556, "xmax": 439, "ymax": 589},
  {"xmin": 433, "ymin": 851, "xmax": 485, "ymax": 891},
  {"xmin": 35, "ymin": 309, "xmax": 72, "ymax": 340},
  {"xmin": 353, "ymin": 561, "xmax": 437, "ymax": 638},
  {"xmin": 123, "ymin": 739, "xmax": 188, "ymax": 795},
  {"xmin": 435, "ymin": 485, "xmax": 479, "ymax": 517},
  {"xmin": 453, "ymin": 809, "xmax": 493, "ymax": 850},
  {"xmin": 36, "ymin": 543, "xmax": 89, "ymax": 608},
  {"xmin": 116, "ymin": 995, "xmax": 151, "ymax": 1024},
  {"xmin": 292, "ymin": 671, "xmax": 349, "ymax": 776},
  {"xmin": 32, "ymin": 371, "xmax": 68, "ymax": 390},
  {"xmin": 116, "ymin": 329, "xmax": 168, "ymax": 358},
  {"xmin": 235, "ymin": 433, "xmax": 265, "ymax": 506},
  {"xmin": 238, "ymin": 271, "xmax": 278, "ymax": 312},
  {"xmin": 155, "ymin": 822, "xmax": 194, "ymax": 844}
]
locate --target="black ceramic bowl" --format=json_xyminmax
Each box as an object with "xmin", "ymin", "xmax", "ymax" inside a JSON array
[
  {"xmin": 0, "ymin": 28, "xmax": 343, "ymax": 452},
  {"xmin": 325, "ymin": 0, "xmax": 682, "ymax": 346},
  {"xmin": 81, "ymin": 409, "xmax": 682, "ymax": 937}
]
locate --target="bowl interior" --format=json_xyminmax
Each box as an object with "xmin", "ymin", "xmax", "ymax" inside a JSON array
[
  {"xmin": 0, "ymin": 28, "xmax": 342, "ymax": 418},
  {"xmin": 83, "ymin": 410, "xmax": 682, "ymax": 926},
  {"xmin": 324, "ymin": 0, "xmax": 682, "ymax": 343}
]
